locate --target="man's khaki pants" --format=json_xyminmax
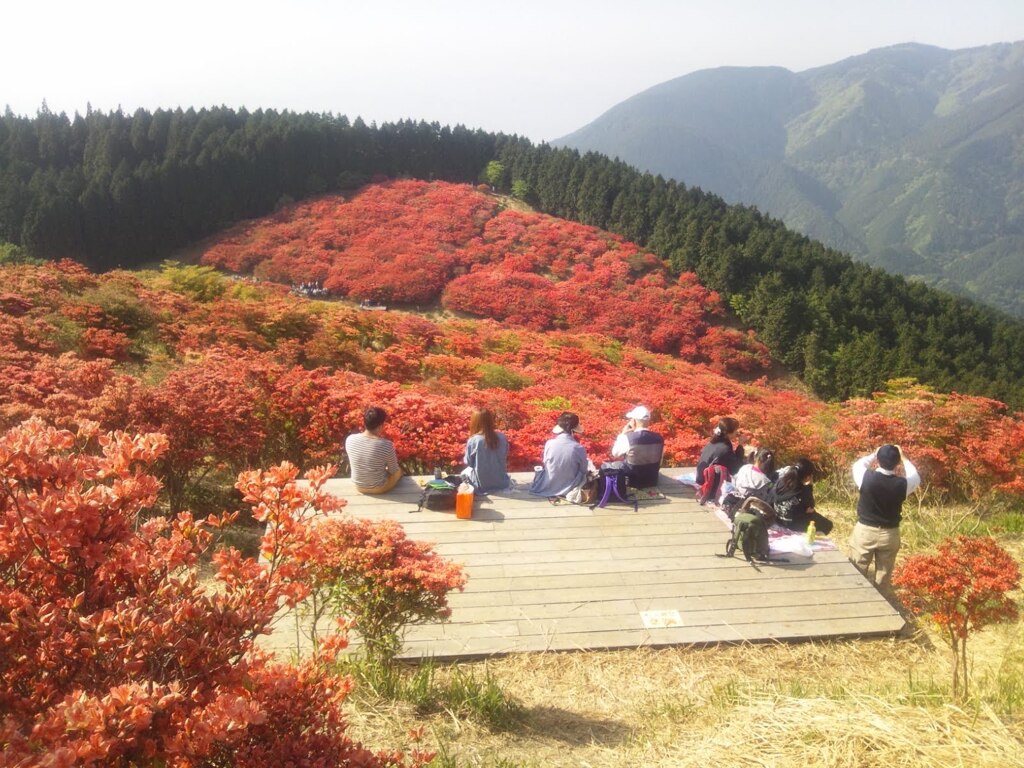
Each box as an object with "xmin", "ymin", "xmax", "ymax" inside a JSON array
[{"xmin": 849, "ymin": 522, "xmax": 901, "ymax": 589}]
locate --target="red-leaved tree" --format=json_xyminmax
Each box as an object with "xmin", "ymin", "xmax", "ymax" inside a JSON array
[{"xmin": 893, "ymin": 535, "xmax": 1021, "ymax": 700}]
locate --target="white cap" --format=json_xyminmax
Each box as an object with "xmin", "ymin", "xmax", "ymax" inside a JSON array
[
  {"xmin": 625, "ymin": 405, "xmax": 651, "ymax": 420},
  {"xmin": 552, "ymin": 424, "xmax": 584, "ymax": 434}
]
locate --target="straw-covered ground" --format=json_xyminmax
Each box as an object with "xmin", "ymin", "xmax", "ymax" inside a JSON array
[
  {"xmin": 330, "ymin": 502, "xmax": 1024, "ymax": 767},
  {"xmin": 341, "ymin": 627, "xmax": 1024, "ymax": 767}
]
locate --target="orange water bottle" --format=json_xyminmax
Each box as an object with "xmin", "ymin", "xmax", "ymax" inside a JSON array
[{"xmin": 456, "ymin": 482, "xmax": 474, "ymax": 520}]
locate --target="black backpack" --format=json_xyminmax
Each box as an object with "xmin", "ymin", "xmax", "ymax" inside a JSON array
[
  {"xmin": 767, "ymin": 471, "xmax": 802, "ymax": 525},
  {"xmin": 415, "ymin": 480, "xmax": 457, "ymax": 512}
]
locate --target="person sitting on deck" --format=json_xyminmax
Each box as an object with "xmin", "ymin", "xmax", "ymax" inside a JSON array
[
  {"xmin": 772, "ymin": 457, "xmax": 833, "ymax": 536},
  {"xmin": 344, "ymin": 406, "xmax": 403, "ymax": 494},
  {"xmin": 461, "ymin": 407, "xmax": 511, "ymax": 492},
  {"xmin": 529, "ymin": 411, "xmax": 590, "ymax": 498},
  {"xmin": 732, "ymin": 447, "xmax": 776, "ymax": 496},
  {"xmin": 718, "ymin": 447, "xmax": 776, "ymax": 515},
  {"xmin": 695, "ymin": 417, "xmax": 747, "ymax": 480},
  {"xmin": 607, "ymin": 405, "xmax": 664, "ymax": 489}
]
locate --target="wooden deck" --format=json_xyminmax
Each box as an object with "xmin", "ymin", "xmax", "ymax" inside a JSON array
[{"xmin": 264, "ymin": 471, "xmax": 904, "ymax": 660}]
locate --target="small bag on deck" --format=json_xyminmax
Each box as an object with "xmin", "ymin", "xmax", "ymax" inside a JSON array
[
  {"xmin": 565, "ymin": 471, "xmax": 599, "ymax": 505},
  {"xmin": 416, "ymin": 480, "xmax": 457, "ymax": 512},
  {"xmin": 698, "ymin": 464, "xmax": 731, "ymax": 505}
]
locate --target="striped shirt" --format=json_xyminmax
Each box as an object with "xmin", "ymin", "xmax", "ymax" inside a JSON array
[{"xmin": 345, "ymin": 432, "xmax": 399, "ymax": 489}]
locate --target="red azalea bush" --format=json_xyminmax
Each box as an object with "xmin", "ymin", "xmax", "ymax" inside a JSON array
[
  {"xmin": 0, "ymin": 417, "xmax": 428, "ymax": 767},
  {"xmin": 78, "ymin": 326, "xmax": 132, "ymax": 361},
  {"xmin": 830, "ymin": 379, "xmax": 1024, "ymax": 502},
  {"xmin": 198, "ymin": 180, "xmax": 765, "ymax": 369},
  {"xmin": 288, "ymin": 516, "xmax": 467, "ymax": 666},
  {"xmin": 5, "ymin": 243, "xmax": 1024, "ymax": 504},
  {"xmin": 893, "ymin": 535, "xmax": 1021, "ymax": 699}
]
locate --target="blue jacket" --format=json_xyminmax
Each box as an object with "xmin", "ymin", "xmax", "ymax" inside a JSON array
[{"xmin": 529, "ymin": 433, "xmax": 588, "ymax": 497}]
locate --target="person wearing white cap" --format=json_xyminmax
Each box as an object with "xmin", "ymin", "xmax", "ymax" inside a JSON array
[
  {"xmin": 608, "ymin": 405, "xmax": 664, "ymax": 489},
  {"xmin": 529, "ymin": 411, "xmax": 590, "ymax": 498}
]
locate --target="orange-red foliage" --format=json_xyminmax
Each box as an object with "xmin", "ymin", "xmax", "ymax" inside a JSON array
[
  {"xmin": 0, "ymin": 419, "xmax": 428, "ymax": 767},
  {"xmin": 3, "ymin": 194, "xmax": 1024, "ymax": 502},
  {"xmin": 200, "ymin": 181, "xmax": 766, "ymax": 371}
]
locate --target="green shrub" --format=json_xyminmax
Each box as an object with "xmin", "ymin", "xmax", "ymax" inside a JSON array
[{"xmin": 476, "ymin": 362, "xmax": 532, "ymax": 391}]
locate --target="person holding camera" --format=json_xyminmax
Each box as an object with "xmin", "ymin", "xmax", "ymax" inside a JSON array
[{"xmin": 850, "ymin": 444, "xmax": 921, "ymax": 588}]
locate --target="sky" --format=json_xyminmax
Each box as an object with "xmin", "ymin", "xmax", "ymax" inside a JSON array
[{"xmin": 4, "ymin": 0, "xmax": 1023, "ymax": 143}]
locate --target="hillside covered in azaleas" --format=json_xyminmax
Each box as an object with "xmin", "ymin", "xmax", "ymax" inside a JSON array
[
  {"xmin": 7, "ymin": 106, "xmax": 1024, "ymax": 406},
  {"xmin": 201, "ymin": 180, "xmax": 771, "ymax": 373},
  {"xmin": 2, "ymin": 254, "xmax": 1024, "ymax": 512}
]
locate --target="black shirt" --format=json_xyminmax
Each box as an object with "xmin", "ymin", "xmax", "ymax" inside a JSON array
[
  {"xmin": 696, "ymin": 437, "xmax": 744, "ymax": 480},
  {"xmin": 856, "ymin": 470, "xmax": 909, "ymax": 528}
]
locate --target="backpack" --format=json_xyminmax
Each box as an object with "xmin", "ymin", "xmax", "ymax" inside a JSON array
[
  {"xmin": 415, "ymin": 480, "xmax": 457, "ymax": 512},
  {"xmin": 589, "ymin": 465, "xmax": 637, "ymax": 511},
  {"xmin": 719, "ymin": 491, "xmax": 744, "ymax": 520},
  {"xmin": 724, "ymin": 498, "xmax": 774, "ymax": 562},
  {"xmin": 697, "ymin": 464, "xmax": 731, "ymax": 505}
]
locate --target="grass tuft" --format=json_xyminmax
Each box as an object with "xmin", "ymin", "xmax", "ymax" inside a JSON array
[{"xmin": 341, "ymin": 657, "xmax": 524, "ymax": 732}]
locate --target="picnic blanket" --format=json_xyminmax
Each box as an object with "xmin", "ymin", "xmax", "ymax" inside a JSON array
[{"xmin": 696, "ymin": 482, "xmax": 839, "ymax": 556}]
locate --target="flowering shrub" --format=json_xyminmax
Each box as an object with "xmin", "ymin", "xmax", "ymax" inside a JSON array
[
  {"xmin": 893, "ymin": 535, "xmax": 1021, "ymax": 699},
  {"xmin": 293, "ymin": 517, "xmax": 468, "ymax": 666},
  {"xmin": 78, "ymin": 326, "xmax": 132, "ymax": 361},
  {"xmin": 0, "ymin": 418, "xmax": 427, "ymax": 767},
  {"xmin": 199, "ymin": 180, "xmax": 763, "ymax": 368},
  {"xmin": 6, "ymin": 241, "xmax": 1024, "ymax": 505},
  {"xmin": 831, "ymin": 379, "xmax": 1024, "ymax": 502}
]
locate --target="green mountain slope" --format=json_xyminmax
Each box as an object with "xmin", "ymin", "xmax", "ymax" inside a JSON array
[{"xmin": 556, "ymin": 41, "xmax": 1024, "ymax": 315}]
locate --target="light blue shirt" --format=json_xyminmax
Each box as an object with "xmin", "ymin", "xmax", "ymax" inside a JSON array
[
  {"xmin": 463, "ymin": 432, "xmax": 510, "ymax": 492},
  {"xmin": 529, "ymin": 433, "xmax": 589, "ymax": 497}
]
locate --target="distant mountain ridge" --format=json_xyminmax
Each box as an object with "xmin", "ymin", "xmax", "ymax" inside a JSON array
[{"xmin": 556, "ymin": 41, "xmax": 1024, "ymax": 315}]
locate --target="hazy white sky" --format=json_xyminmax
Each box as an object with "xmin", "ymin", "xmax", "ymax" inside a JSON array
[{"xmin": 5, "ymin": 0, "xmax": 1023, "ymax": 142}]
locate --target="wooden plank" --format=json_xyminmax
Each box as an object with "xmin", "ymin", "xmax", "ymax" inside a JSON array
[
  {"xmin": 421, "ymin": 599, "xmax": 892, "ymax": 640},
  {"xmin": 451, "ymin": 580, "xmax": 877, "ymax": 617},
  {"xmin": 395, "ymin": 615, "xmax": 905, "ymax": 659}
]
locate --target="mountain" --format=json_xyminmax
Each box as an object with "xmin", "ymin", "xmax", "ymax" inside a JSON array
[{"xmin": 555, "ymin": 41, "xmax": 1024, "ymax": 315}]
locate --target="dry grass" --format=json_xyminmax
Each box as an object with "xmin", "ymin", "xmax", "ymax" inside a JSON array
[{"xmin": 341, "ymin": 636, "xmax": 1024, "ymax": 767}]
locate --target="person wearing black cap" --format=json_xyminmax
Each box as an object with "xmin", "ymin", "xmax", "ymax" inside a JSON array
[{"xmin": 850, "ymin": 444, "xmax": 921, "ymax": 588}]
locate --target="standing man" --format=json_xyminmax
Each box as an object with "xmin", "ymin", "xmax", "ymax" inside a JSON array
[
  {"xmin": 609, "ymin": 405, "xmax": 665, "ymax": 489},
  {"xmin": 345, "ymin": 406, "xmax": 403, "ymax": 494},
  {"xmin": 850, "ymin": 444, "xmax": 921, "ymax": 588}
]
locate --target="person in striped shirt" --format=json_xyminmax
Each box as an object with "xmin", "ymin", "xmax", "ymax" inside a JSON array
[{"xmin": 344, "ymin": 406, "xmax": 403, "ymax": 494}]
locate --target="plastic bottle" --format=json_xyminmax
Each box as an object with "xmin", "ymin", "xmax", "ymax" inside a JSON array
[
  {"xmin": 456, "ymin": 481, "xmax": 474, "ymax": 520},
  {"xmin": 806, "ymin": 519, "xmax": 817, "ymax": 545}
]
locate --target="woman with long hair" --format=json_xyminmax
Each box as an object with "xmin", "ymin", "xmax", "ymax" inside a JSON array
[{"xmin": 462, "ymin": 408, "xmax": 511, "ymax": 492}]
